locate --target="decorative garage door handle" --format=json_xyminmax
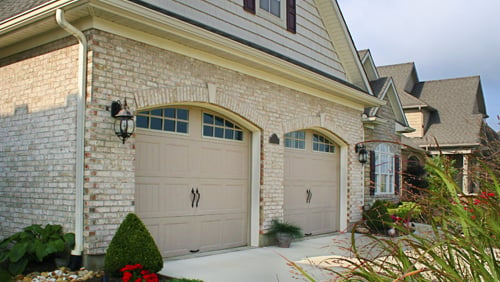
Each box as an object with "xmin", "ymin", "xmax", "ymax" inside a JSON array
[
  {"xmin": 306, "ymin": 189, "xmax": 312, "ymax": 203},
  {"xmin": 191, "ymin": 188, "xmax": 196, "ymax": 208},
  {"xmin": 195, "ymin": 188, "xmax": 200, "ymax": 208}
]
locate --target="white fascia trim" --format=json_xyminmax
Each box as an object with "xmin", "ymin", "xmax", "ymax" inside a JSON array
[
  {"xmin": 322, "ymin": 0, "xmax": 373, "ymax": 95},
  {"xmin": 0, "ymin": 0, "xmax": 81, "ymax": 31}
]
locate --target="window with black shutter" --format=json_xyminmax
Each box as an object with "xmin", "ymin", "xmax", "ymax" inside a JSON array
[
  {"xmin": 243, "ymin": 0, "xmax": 256, "ymax": 14},
  {"xmin": 286, "ymin": 0, "xmax": 296, "ymax": 33}
]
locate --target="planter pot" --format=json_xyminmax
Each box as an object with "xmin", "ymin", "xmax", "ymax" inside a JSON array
[{"xmin": 276, "ymin": 232, "xmax": 293, "ymax": 248}]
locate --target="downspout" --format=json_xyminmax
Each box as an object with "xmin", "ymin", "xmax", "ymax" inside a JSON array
[{"xmin": 55, "ymin": 8, "xmax": 87, "ymax": 268}]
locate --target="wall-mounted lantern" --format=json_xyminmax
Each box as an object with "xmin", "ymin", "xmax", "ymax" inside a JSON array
[
  {"xmin": 355, "ymin": 143, "xmax": 368, "ymax": 164},
  {"xmin": 110, "ymin": 98, "xmax": 135, "ymax": 144}
]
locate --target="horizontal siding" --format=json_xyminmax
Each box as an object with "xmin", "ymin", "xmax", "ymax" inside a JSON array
[
  {"xmin": 405, "ymin": 112, "xmax": 423, "ymax": 137},
  {"xmin": 140, "ymin": 0, "xmax": 347, "ymax": 79}
]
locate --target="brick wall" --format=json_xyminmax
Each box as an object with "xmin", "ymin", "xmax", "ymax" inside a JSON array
[
  {"xmin": 0, "ymin": 38, "xmax": 79, "ymax": 238},
  {"xmin": 85, "ymin": 30, "xmax": 365, "ymax": 253},
  {"xmin": 1, "ymin": 29, "xmax": 366, "ymax": 254}
]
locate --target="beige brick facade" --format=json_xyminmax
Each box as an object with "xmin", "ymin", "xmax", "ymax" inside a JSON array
[
  {"xmin": 1, "ymin": 29, "xmax": 366, "ymax": 255},
  {"xmin": 0, "ymin": 38, "xmax": 79, "ymax": 237}
]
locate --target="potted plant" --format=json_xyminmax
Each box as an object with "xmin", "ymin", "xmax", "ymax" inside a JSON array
[{"xmin": 266, "ymin": 219, "xmax": 303, "ymax": 248}]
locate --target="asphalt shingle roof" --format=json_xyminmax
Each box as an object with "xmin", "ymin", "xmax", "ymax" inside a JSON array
[
  {"xmin": 411, "ymin": 76, "xmax": 485, "ymax": 146},
  {"xmin": 379, "ymin": 62, "xmax": 487, "ymax": 148},
  {"xmin": 0, "ymin": 0, "xmax": 53, "ymax": 22}
]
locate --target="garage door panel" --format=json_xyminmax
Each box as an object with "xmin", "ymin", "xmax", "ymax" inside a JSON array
[
  {"xmin": 284, "ymin": 184, "xmax": 309, "ymax": 210},
  {"xmin": 135, "ymin": 108, "xmax": 250, "ymax": 257},
  {"xmin": 199, "ymin": 144, "xmax": 248, "ymax": 179},
  {"xmin": 163, "ymin": 143, "xmax": 191, "ymax": 178},
  {"xmin": 284, "ymin": 130, "xmax": 340, "ymax": 235},
  {"xmin": 196, "ymin": 182, "xmax": 247, "ymax": 215},
  {"xmin": 135, "ymin": 141, "xmax": 162, "ymax": 177}
]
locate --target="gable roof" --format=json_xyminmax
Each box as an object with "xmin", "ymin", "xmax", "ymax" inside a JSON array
[
  {"xmin": 357, "ymin": 50, "xmax": 411, "ymax": 131},
  {"xmin": 377, "ymin": 62, "xmax": 430, "ymax": 109},
  {"xmin": 409, "ymin": 76, "xmax": 487, "ymax": 146}
]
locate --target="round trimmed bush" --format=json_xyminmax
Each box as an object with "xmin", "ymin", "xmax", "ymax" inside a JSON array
[{"xmin": 104, "ymin": 213, "xmax": 163, "ymax": 276}]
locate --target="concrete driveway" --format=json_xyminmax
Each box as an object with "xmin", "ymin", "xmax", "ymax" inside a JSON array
[{"xmin": 159, "ymin": 232, "xmax": 369, "ymax": 282}]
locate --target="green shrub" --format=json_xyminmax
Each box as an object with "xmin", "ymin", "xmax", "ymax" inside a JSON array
[
  {"xmin": 104, "ymin": 213, "xmax": 163, "ymax": 277},
  {"xmin": 265, "ymin": 219, "xmax": 303, "ymax": 239},
  {"xmin": 387, "ymin": 201, "xmax": 422, "ymax": 221},
  {"xmin": 362, "ymin": 200, "xmax": 392, "ymax": 233},
  {"xmin": 0, "ymin": 224, "xmax": 74, "ymax": 277}
]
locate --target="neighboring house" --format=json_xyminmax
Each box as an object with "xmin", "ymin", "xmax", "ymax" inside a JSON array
[
  {"xmin": 378, "ymin": 62, "xmax": 493, "ymax": 194},
  {"xmin": 0, "ymin": 0, "xmax": 383, "ymax": 265},
  {"xmin": 358, "ymin": 50, "xmax": 414, "ymax": 204}
]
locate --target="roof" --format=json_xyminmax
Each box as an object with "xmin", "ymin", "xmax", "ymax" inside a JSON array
[
  {"xmin": 0, "ymin": 0, "xmax": 51, "ymax": 22},
  {"xmin": 413, "ymin": 77, "xmax": 486, "ymax": 147},
  {"xmin": 378, "ymin": 63, "xmax": 429, "ymax": 109},
  {"xmin": 379, "ymin": 63, "xmax": 488, "ymax": 149}
]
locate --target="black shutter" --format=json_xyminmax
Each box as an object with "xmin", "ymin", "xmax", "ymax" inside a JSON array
[
  {"xmin": 286, "ymin": 0, "xmax": 296, "ymax": 33},
  {"xmin": 244, "ymin": 0, "xmax": 256, "ymax": 14},
  {"xmin": 394, "ymin": 155, "xmax": 400, "ymax": 195},
  {"xmin": 369, "ymin": 150, "xmax": 376, "ymax": 196}
]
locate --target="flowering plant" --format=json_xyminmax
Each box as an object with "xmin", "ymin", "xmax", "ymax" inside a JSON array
[{"xmin": 120, "ymin": 264, "xmax": 159, "ymax": 282}]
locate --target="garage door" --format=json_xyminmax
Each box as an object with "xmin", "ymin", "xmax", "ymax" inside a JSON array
[
  {"xmin": 135, "ymin": 107, "xmax": 250, "ymax": 257},
  {"xmin": 284, "ymin": 130, "xmax": 340, "ymax": 236}
]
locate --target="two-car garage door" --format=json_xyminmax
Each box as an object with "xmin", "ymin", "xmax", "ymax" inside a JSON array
[{"xmin": 135, "ymin": 107, "xmax": 249, "ymax": 257}]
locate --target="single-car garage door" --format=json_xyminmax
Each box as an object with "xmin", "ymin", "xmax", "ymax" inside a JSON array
[
  {"xmin": 284, "ymin": 130, "xmax": 340, "ymax": 235},
  {"xmin": 135, "ymin": 107, "xmax": 250, "ymax": 257}
]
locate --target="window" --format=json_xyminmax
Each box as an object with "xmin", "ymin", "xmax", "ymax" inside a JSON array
[
  {"xmin": 243, "ymin": 0, "xmax": 296, "ymax": 33},
  {"xmin": 136, "ymin": 108, "xmax": 189, "ymax": 134},
  {"xmin": 284, "ymin": 131, "xmax": 305, "ymax": 149},
  {"xmin": 373, "ymin": 144, "xmax": 395, "ymax": 194},
  {"xmin": 260, "ymin": 0, "xmax": 281, "ymax": 17},
  {"xmin": 203, "ymin": 113, "xmax": 243, "ymax": 141},
  {"xmin": 313, "ymin": 134, "xmax": 335, "ymax": 153}
]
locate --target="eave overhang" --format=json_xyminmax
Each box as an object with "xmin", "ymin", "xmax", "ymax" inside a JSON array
[{"xmin": 0, "ymin": 0, "xmax": 384, "ymax": 110}]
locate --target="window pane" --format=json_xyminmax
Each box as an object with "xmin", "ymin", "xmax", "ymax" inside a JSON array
[
  {"xmin": 177, "ymin": 122, "xmax": 188, "ymax": 133},
  {"xmin": 151, "ymin": 109, "xmax": 162, "ymax": 116},
  {"xmin": 136, "ymin": 116, "xmax": 148, "ymax": 128},
  {"xmin": 164, "ymin": 120, "xmax": 175, "ymax": 132},
  {"xmin": 215, "ymin": 127, "xmax": 224, "ymax": 138},
  {"xmin": 215, "ymin": 116, "xmax": 224, "ymax": 126},
  {"xmin": 150, "ymin": 118, "xmax": 162, "ymax": 130},
  {"xmin": 138, "ymin": 110, "xmax": 149, "ymax": 115},
  {"xmin": 164, "ymin": 108, "xmax": 175, "ymax": 118},
  {"xmin": 177, "ymin": 109, "xmax": 189, "ymax": 121},
  {"xmin": 313, "ymin": 143, "xmax": 318, "ymax": 151},
  {"xmin": 225, "ymin": 129, "xmax": 234, "ymax": 140},
  {"xmin": 203, "ymin": 113, "xmax": 213, "ymax": 124},
  {"xmin": 235, "ymin": 131, "xmax": 243, "ymax": 140},
  {"xmin": 270, "ymin": 0, "xmax": 280, "ymax": 16},
  {"xmin": 260, "ymin": 0, "xmax": 269, "ymax": 10},
  {"xmin": 203, "ymin": 125, "xmax": 213, "ymax": 136}
]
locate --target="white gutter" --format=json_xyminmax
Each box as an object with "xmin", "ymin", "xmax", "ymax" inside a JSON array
[{"xmin": 55, "ymin": 8, "xmax": 87, "ymax": 258}]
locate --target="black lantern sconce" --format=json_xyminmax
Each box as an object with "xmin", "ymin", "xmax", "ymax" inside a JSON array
[
  {"xmin": 355, "ymin": 143, "xmax": 368, "ymax": 164},
  {"xmin": 110, "ymin": 98, "xmax": 135, "ymax": 144}
]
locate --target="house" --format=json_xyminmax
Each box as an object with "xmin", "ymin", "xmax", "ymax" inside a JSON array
[
  {"xmin": 0, "ymin": 0, "xmax": 383, "ymax": 266},
  {"xmin": 357, "ymin": 50, "xmax": 414, "ymax": 205},
  {"xmin": 378, "ymin": 62, "xmax": 493, "ymax": 194}
]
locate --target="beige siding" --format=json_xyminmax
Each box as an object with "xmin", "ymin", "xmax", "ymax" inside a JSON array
[
  {"xmin": 404, "ymin": 111, "xmax": 424, "ymax": 138},
  {"xmin": 141, "ymin": 0, "xmax": 346, "ymax": 78}
]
